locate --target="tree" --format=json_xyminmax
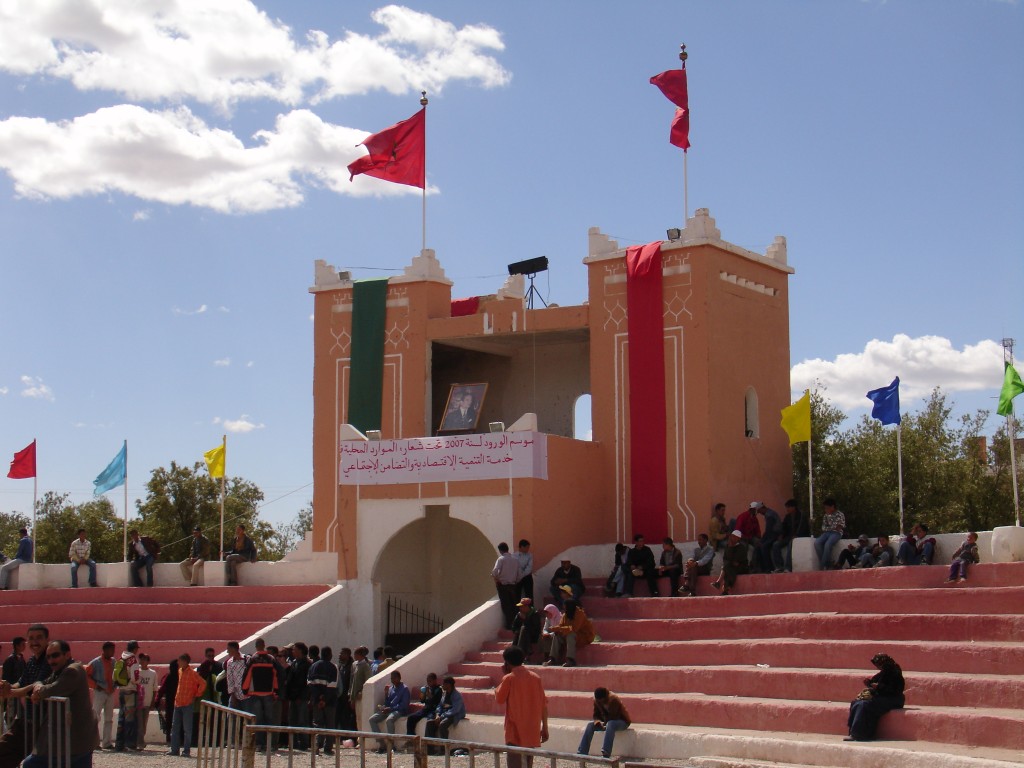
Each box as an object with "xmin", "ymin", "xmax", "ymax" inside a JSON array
[
  {"xmin": 262, "ymin": 502, "xmax": 313, "ymax": 560},
  {"xmin": 795, "ymin": 387, "xmax": 1018, "ymax": 535},
  {"xmin": 133, "ymin": 461, "xmax": 267, "ymax": 563},
  {"xmin": 33, "ymin": 492, "xmax": 123, "ymax": 563},
  {"xmin": 0, "ymin": 510, "xmax": 30, "ymax": 559}
]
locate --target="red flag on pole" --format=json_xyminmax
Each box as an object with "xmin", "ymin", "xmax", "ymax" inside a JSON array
[
  {"xmin": 650, "ymin": 68, "xmax": 690, "ymax": 151},
  {"xmin": 8, "ymin": 440, "xmax": 36, "ymax": 479},
  {"xmin": 347, "ymin": 108, "xmax": 426, "ymax": 189}
]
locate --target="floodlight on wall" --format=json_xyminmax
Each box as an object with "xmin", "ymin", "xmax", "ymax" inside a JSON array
[
  {"xmin": 339, "ymin": 424, "xmax": 368, "ymax": 441},
  {"xmin": 507, "ymin": 256, "xmax": 549, "ymax": 310},
  {"xmin": 489, "ymin": 421, "xmax": 506, "ymax": 433},
  {"xmin": 366, "ymin": 430, "xmax": 383, "ymax": 441},
  {"xmin": 666, "ymin": 228, "xmax": 682, "ymax": 241},
  {"xmin": 507, "ymin": 413, "xmax": 538, "ymax": 433}
]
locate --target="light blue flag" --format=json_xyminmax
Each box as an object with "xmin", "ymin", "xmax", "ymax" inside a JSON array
[
  {"xmin": 93, "ymin": 441, "xmax": 127, "ymax": 496},
  {"xmin": 866, "ymin": 377, "xmax": 901, "ymax": 426}
]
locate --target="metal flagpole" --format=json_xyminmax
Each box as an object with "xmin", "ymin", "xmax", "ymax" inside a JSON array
[
  {"xmin": 807, "ymin": 439, "xmax": 814, "ymax": 528},
  {"xmin": 1003, "ymin": 339, "xmax": 1019, "ymax": 528},
  {"xmin": 219, "ymin": 434, "xmax": 227, "ymax": 560},
  {"xmin": 420, "ymin": 91, "xmax": 428, "ymax": 254},
  {"xmin": 896, "ymin": 424, "xmax": 905, "ymax": 534},
  {"xmin": 1009, "ymin": 413, "xmax": 1020, "ymax": 526},
  {"xmin": 680, "ymin": 44, "xmax": 688, "ymax": 222},
  {"xmin": 32, "ymin": 462, "xmax": 37, "ymax": 563},
  {"xmin": 123, "ymin": 440, "xmax": 129, "ymax": 563}
]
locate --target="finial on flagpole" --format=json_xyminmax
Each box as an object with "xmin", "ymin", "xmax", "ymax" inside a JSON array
[
  {"xmin": 420, "ymin": 90, "xmax": 428, "ymax": 106},
  {"xmin": 679, "ymin": 44, "xmax": 687, "ymax": 65}
]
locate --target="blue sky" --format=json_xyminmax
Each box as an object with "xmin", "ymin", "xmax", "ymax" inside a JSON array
[{"xmin": 1, "ymin": 0, "xmax": 1021, "ymax": 527}]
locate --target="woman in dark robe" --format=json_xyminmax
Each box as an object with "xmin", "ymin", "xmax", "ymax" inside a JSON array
[
  {"xmin": 155, "ymin": 659, "xmax": 180, "ymax": 744},
  {"xmin": 847, "ymin": 652, "xmax": 905, "ymax": 741}
]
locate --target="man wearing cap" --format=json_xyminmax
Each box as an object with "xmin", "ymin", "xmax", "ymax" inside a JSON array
[
  {"xmin": 511, "ymin": 598, "xmax": 542, "ymax": 661},
  {"xmin": 180, "ymin": 526, "xmax": 211, "ymax": 586},
  {"xmin": 548, "ymin": 559, "xmax": 584, "ymax": 609},
  {"xmin": 492, "ymin": 543, "xmax": 522, "ymax": 631},
  {"xmin": 835, "ymin": 535, "xmax": 873, "ymax": 569},
  {"xmin": 710, "ymin": 531, "xmax": 749, "ymax": 596}
]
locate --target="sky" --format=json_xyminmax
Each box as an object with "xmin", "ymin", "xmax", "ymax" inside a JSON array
[{"xmin": 0, "ymin": 0, "xmax": 1021, "ymax": 529}]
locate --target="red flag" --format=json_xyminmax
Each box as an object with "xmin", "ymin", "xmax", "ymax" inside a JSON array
[
  {"xmin": 650, "ymin": 68, "xmax": 690, "ymax": 151},
  {"xmin": 8, "ymin": 440, "xmax": 36, "ymax": 479},
  {"xmin": 347, "ymin": 108, "xmax": 426, "ymax": 189}
]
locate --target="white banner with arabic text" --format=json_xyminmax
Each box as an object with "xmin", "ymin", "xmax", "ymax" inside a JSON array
[{"xmin": 339, "ymin": 432, "xmax": 548, "ymax": 485}]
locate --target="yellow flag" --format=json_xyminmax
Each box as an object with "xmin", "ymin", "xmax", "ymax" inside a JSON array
[
  {"xmin": 203, "ymin": 443, "xmax": 225, "ymax": 478},
  {"xmin": 780, "ymin": 390, "xmax": 811, "ymax": 445}
]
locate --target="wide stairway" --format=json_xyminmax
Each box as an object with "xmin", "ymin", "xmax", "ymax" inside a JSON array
[
  {"xmin": 450, "ymin": 563, "xmax": 1024, "ymax": 768},
  {"xmin": 0, "ymin": 584, "xmax": 330, "ymax": 663}
]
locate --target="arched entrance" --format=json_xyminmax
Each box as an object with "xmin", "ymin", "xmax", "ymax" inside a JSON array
[{"xmin": 371, "ymin": 505, "xmax": 496, "ymax": 651}]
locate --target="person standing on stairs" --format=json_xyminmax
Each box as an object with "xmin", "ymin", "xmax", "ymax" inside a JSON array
[{"xmin": 495, "ymin": 646, "xmax": 548, "ymax": 768}]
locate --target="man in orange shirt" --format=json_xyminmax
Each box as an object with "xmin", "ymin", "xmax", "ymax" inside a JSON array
[
  {"xmin": 495, "ymin": 646, "xmax": 548, "ymax": 768},
  {"xmin": 168, "ymin": 653, "xmax": 207, "ymax": 758}
]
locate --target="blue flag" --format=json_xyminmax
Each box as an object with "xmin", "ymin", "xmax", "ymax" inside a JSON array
[
  {"xmin": 866, "ymin": 377, "xmax": 901, "ymax": 426},
  {"xmin": 94, "ymin": 441, "xmax": 127, "ymax": 496}
]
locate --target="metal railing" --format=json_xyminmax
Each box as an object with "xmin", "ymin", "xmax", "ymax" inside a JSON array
[
  {"xmin": 200, "ymin": 701, "xmax": 622, "ymax": 768},
  {"xmin": 198, "ymin": 700, "xmax": 257, "ymax": 768},
  {"xmin": 387, "ymin": 597, "xmax": 444, "ymax": 637},
  {"xmin": 0, "ymin": 696, "xmax": 72, "ymax": 768}
]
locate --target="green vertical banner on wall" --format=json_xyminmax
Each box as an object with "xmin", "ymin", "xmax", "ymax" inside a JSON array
[{"xmin": 347, "ymin": 277, "xmax": 390, "ymax": 433}]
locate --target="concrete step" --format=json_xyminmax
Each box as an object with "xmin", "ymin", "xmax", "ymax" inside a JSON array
[
  {"xmin": 578, "ymin": 562, "xmax": 1024, "ymax": 597},
  {"xmin": 447, "ymin": 663, "xmax": 1024, "ymax": 710},
  {"xmin": 587, "ymin": 614, "xmax": 1024, "ymax": 643},
  {"xmin": 467, "ymin": 638, "xmax": 1024, "ymax": 675},
  {"xmin": 456, "ymin": 689, "xmax": 1024, "ymax": 750},
  {"xmin": 0, "ymin": 601, "xmax": 308, "ymax": 623},
  {"xmin": 575, "ymin": 586, "xmax": 1024, "ymax": 620},
  {"xmin": 0, "ymin": 620, "xmax": 270, "ymax": 642},
  {"xmin": 457, "ymin": 714, "xmax": 1024, "ymax": 767},
  {"xmin": 0, "ymin": 583, "xmax": 330, "ymax": 605}
]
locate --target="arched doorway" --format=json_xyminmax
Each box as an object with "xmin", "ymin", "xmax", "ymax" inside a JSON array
[{"xmin": 371, "ymin": 506, "xmax": 496, "ymax": 651}]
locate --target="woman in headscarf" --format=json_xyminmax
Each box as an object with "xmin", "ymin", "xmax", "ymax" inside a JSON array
[
  {"xmin": 543, "ymin": 599, "xmax": 594, "ymax": 668},
  {"xmin": 846, "ymin": 653, "xmax": 905, "ymax": 741}
]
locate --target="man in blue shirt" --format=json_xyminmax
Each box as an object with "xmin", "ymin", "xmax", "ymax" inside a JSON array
[
  {"xmin": 0, "ymin": 528, "xmax": 32, "ymax": 590},
  {"xmin": 369, "ymin": 670, "xmax": 409, "ymax": 753},
  {"xmin": 424, "ymin": 677, "xmax": 466, "ymax": 754}
]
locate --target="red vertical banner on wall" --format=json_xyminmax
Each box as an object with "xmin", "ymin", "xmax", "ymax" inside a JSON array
[{"xmin": 625, "ymin": 241, "xmax": 668, "ymax": 541}]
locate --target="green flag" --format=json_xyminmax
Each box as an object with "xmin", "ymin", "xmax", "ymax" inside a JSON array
[{"xmin": 997, "ymin": 362, "xmax": 1024, "ymax": 416}]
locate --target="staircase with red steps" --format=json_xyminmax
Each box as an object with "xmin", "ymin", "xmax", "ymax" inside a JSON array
[
  {"xmin": 448, "ymin": 563, "xmax": 1024, "ymax": 762},
  {"xmin": 0, "ymin": 584, "xmax": 330, "ymax": 663}
]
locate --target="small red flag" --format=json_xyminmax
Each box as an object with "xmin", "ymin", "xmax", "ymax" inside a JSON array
[
  {"xmin": 347, "ymin": 108, "xmax": 426, "ymax": 189},
  {"xmin": 8, "ymin": 440, "xmax": 36, "ymax": 479},
  {"xmin": 650, "ymin": 68, "xmax": 690, "ymax": 151}
]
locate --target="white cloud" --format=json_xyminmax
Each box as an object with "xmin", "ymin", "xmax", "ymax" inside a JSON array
[
  {"xmin": 0, "ymin": 2, "xmax": 509, "ymax": 110},
  {"xmin": 214, "ymin": 414, "xmax": 265, "ymax": 433},
  {"xmin": 132, "ymin": 209, "xmax": 150, "ymax": 221},
  {"xmin": 246, "ymin": 361, "xmax": 254, "ymax": 368},
  {"xmin": 791, "ymin": 335, "xmax": 1004, "ymax": 410},
  {"xmin": 173, "ymin": 303, "xmax": 208, "ymax": 315},
  {"xmin": 213, "ymin": 357, "xmax": 231, "ymax": 367},
  {"xmin": 0, "ymin": 386, "xmax": 8, "ymax": 395},
  {"xmin": 218, "ymin": 306, "xmax": 230, "ymax": 313},
  {"xmin": 0, "ymin": 106, "xmax": 422, "ymax": 213},
  {"xmin": 20, "ymin": 375, "xmax": 54, "ymax": 401}
]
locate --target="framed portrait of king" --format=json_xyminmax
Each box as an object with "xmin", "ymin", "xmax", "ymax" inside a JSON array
[{"xmin": 438, "ymin": 383, "xmax": 488, "ymax": 433}]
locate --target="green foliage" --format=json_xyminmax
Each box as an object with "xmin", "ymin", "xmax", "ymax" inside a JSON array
[
  {"xmin": 133, "ymin": 461, "xmax": 267, "ymax": 562},
  {"xmin": 261, "ymin": 502, "xmax": 313, "ymax": 560},
  {"xmin": 34, "ymin": 492, "xmax": 124, "ymax": 563},
  {"xmin": 795, "ymin": 387, "xmax": 1020, "ymax": 535},
  {"xmin": 0, "ymin": 510, "xmax": 31, "ymax": 559}
]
